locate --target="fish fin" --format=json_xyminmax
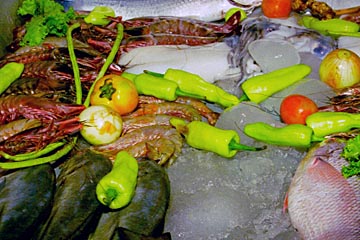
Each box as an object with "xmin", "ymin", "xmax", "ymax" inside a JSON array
[{"xmin": 282, "ymin": 192, "xmax": 289, "ymax": 214}]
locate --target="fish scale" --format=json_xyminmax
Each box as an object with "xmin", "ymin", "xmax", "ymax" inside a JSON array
[
  {"xmin": 57, "ymin": 0, "xmax": 260, "ymax": 21},
  {"xmin": 287, "ymin": 139, "xmax": 360, "ymax": 240}
]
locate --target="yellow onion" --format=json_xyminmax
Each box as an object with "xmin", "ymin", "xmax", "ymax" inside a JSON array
[{"xmin": 319, "ymin": 48, "xmax": 360, "ymax": 90}]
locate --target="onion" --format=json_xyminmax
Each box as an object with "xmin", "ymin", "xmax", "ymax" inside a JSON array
[
  {"xmin": 319, "ymin": 48, "xmax": 360, "ymax": 90},
  {"xmin": 79, "ymin": 105, "xmax": 123, "ymax": 145}
]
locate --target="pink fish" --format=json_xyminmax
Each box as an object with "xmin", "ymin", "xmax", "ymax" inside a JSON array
[{"xmin": 284, "ymin": 139, "xmax": 360, "ymax": 240}]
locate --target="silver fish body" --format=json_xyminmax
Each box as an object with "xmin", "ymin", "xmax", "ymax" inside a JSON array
[
  {"xmin": 286, "ymin": 139, "xmax": 360, "ymax": 240},
  {"xmin": 58, "ymin": 0, "xmax": 261, "ymax": 21}
]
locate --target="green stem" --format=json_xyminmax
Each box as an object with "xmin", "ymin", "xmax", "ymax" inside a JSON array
[
  {"xmin": 228, "ymin": 139, "xmax": 266, "ymax": 151},
  {"xmin": 238, "ymin": 94, "xmax": 249, "ymax": 102},
  {"xmin": 143, "ymin": 70, "xmax": 164, "ymax": 78},
  {"xmin": 0, "ymin": 140, "xmax": 76, "ymax": 170},
  {"xmin": 0, "ymin": 141, "xmax": 66, "ymax": 161},
  {"xmin": 311, "ymin": 135, "xmax": 325, "ymax": 143},
  {"xmin": 84, "ymin": 23, "xmax": 124, "ymax": 107},
  {"xmin": 66, "ymin": 22, "xmax": 82, "ymax": 105},
  {"xmin": 103, "ymin": 188, "xmax": 118, "ymax": 206}
]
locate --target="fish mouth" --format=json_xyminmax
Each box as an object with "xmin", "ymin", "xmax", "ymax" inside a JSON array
[{"xmin": 228, "ymin": 0, "xmax": 262, "ymax": 10}]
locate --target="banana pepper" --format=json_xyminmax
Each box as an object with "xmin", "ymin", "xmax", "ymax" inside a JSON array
[
  {"xmin": 306, "ymin": 112, "xmax": 360, "ymax": 138},
  {"xmin": 244, "ymin": 122, "xmax": 323, "ymax": 148},
  {"xmin": 302, "ymin": 16, "xmax": 360, "ymax": 37},
  {"xmin": 170, "ymin": 118, "xmax": 264, "ymax": 158},
  {"xmin": 96, "ymin": 151, "xmax": 138, "ymax": 209},
  {"xmin": 132, "ymin": 73, "xmax": 203, "ymax": 101},
  {"xmin": 240, "ymin": 64, "xmax": 312, "ymax": 104},
  {"xmin": 150, "ymin": 69, "xmax": 240, "ymax": 108},
  {"xmin": 164, "ymin": 69, "xmax": 240, "ymax": 107}
]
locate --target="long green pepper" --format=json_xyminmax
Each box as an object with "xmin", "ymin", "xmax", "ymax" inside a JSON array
[
  {"xmin": 132, "ymin": 73, "xmax": 205, "ymax": 101},
  {"xmin": 96, "ymin": 151, "xmax": 138, "ymax": 209},
  {"xmin": 0, "ymin": 140, "xmax": 75, "ymax": 169},
  {"xmin": 244, "ymin": 122, "xmax": 323, "ymax": 148},
  {"xmin": 145, "ymin": 69, "xmax": 240, "ymax": 107},
  {"xmin": 170, "ymin": 118, "xmax": 264, "ymax": 158},
  {"xmin": 163, "ymin": 69, "xmax": 240, "ymax": 107},
  {"xmin": 240, "ymin": 64, "xmax": 312, "ymax": 104},
  {"xmin": 306, "ymin": 112, "xmax": 360, "ymax": 138}
]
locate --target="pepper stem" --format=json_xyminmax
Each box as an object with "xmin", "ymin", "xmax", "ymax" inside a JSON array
[
  {"xmin": 311, "ymin": 135, "xmax": 325, "ymax": 143},
  {"xmin": 238, "ymin": 93, "xmax": 250, "ymax": 102},
  {"xmin": 103, "ymin": 188, "xmax": 118, "ymax": 206},
  {"xmin": 144, "ymin": 70, "xmax": 164, "ymax": 78},
  {"xmin": 228, "ymin": 139, "xmax": 266, "ymax": 151}
]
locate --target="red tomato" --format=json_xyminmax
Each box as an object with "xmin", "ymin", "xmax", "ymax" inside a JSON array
[
  {"xmin": 261, "ymin": 0, "xmax": 292, "ymax": 18},
  {"xmin": 90, "ymin": 74, "xmax": 138, "ymax": 115},
  {"xmin": 280, "ymin": 94, "xmax": 318, "ymax": 125}
]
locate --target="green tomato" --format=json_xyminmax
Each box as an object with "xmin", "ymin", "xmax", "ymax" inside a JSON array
[
  {"xmin": 84, "ymin": 6, "xmax": 115, "ymax": 25},
  {"xmin": 79, "ymin": 105, "xmax": 123, "ymax": 145}
]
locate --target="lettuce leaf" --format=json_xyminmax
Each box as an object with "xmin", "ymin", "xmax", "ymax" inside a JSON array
[
  {"xmin": 341, "ymin": 134, "xmax": 360, "ymax": 178},
  {"xmin": 17, "ymin": 0, "xmax": 76, "ymax": 46}
]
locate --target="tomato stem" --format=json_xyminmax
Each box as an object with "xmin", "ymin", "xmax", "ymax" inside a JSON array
[{"xmin": 99, "ymin": 78, "xmax": 116, "ymax": 100}]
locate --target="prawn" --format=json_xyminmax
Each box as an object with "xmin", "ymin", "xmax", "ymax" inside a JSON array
[{"xmin": 91, "ymin": 125, "xmax": 183, "ymax": 165}]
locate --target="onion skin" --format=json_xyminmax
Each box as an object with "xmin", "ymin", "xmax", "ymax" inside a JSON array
[{"xmin": 319, "ymin": 49, "xmax": 360, "ymax": 90}]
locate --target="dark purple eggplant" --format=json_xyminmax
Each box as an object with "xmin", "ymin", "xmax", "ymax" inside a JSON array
[
  {"xmin": 89, "ymin": 159, "xmax": 171, "ymax": 239},
  {"xmin": 34, "ymin": 149, "xmax": 112, "ymax": 240},
  {"xmin": 0, "ymin": 164, "xmax": 55, "ymax": 240}
]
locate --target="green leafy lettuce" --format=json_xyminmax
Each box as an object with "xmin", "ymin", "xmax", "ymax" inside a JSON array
[
  {"xmin": 17, "ymin": 0, "xmax": 76, "ymax": 46},
  {"xmin": 341, "ymin": 134, "xmax": 360, "ymax": 178}
]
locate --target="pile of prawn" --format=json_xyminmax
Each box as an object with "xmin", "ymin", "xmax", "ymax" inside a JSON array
[{"xmin": 0, "ymin": 12, "xmax": 233, "ymax": 166}]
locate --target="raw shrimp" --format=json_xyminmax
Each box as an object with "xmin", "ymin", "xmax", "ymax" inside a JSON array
[
  {"xmin": 121, "ymin": 114, "xmax": 181, "ymax": 135},
  {"xmin": 138, "ymin": 95, "xmax": 219, "ymax": 125},
  {"xmin": 91, "ymin": 125, "xmax": 183, "ymax": 165},
  {"xmin": 125, "ymin": 102, "xmax": 202, "ymax": 122}
]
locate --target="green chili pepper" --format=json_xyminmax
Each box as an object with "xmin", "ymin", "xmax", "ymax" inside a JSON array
[
  {"xmin": 84, "ymin": 6, "xmax": 115, "ymax": 25},
  {"xmin": 0, "ymin": 140, "xmax": 75, "ymax": 169},
  {"xmin": 149, "ymin": 68, "xmax": 240, "ymax": 108},
  {"xmin": 0, "ymin": 62, "xmax": 24, "ymax": 95},
  {"xmin": 244, "ymin": 122, "xmax": 323, "ymax": 148},
  {"xmin": 240, "ymin": 64, "xmax": 312, "ymax": 104},
  {"xmin": 306, "ymin": 112, "xmax": 360, "ymax": 138},
  {"xmin": 96, "ymin": 151, "xmax": 138, "ymax": 209},
  {"xmin": 0, "ymin": 141, "xmax": 66, "ymax": 161},
  {"xmin": 302, "ymin": 16, "xmax": 360, "ymax": 36},
  {"xmin": 133, "ymin": 73, "xmax": 204, "ymax": 101},
  {"xmin": 170, "ymin": 118, "xmax": 264, "ymax": 158}
]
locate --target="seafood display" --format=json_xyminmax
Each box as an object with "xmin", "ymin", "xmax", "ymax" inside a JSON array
[{"xmin": 0, "ymin": 0, "xmax": 360, "ymax": 239}]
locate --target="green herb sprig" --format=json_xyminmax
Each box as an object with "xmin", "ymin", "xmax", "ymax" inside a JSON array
[
  {"xmin": 17, "ymin": 0, "xmax": 76, "ymax": 46},
  {"xmin": 341, "ymin": 134, "xmax": 360, "ymax": 178}
]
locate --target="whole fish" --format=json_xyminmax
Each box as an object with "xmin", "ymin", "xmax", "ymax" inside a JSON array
[
  {"xmin": 57, "ymin": 0, "xmax": 261, "ymax": 21},
  {"xmin": 285, "ymin": 139, "xmax": 360, "ymax": 240}
]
